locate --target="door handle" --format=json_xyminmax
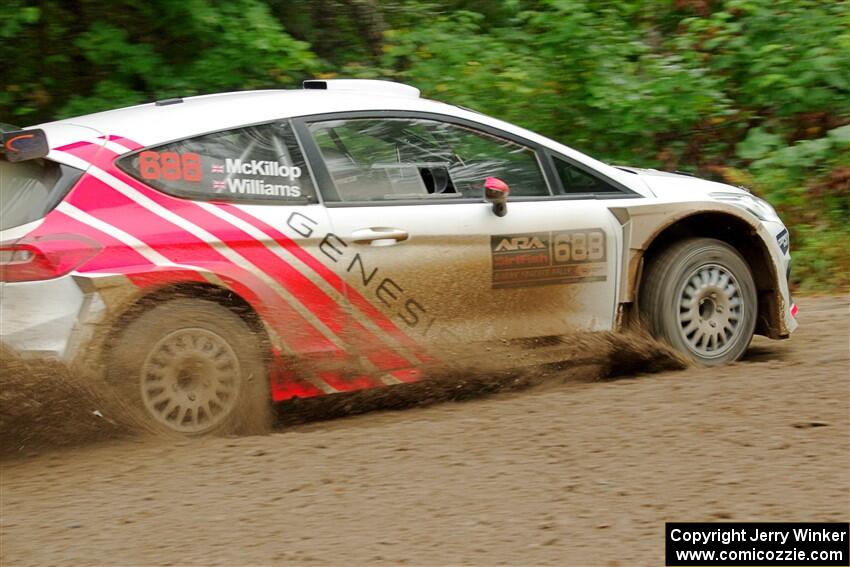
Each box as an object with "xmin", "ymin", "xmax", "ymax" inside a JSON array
[{"xmin": 351, "ymin": 227, "xmax": 409, "ymax": 246}]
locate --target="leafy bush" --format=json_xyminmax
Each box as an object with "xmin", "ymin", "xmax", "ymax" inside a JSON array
[{"xmin": 744, "ymin": 126, "xmax": 849, "ymax": 290}]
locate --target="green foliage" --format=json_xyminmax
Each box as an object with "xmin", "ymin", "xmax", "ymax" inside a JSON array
[
  {"xmin": 676, "ymin": 0, "xmax": 850, "ymax": 117},
  {"xmin": 0, "ymin": 0, "xmax": 847, "ymax": 289},
  {"xmin": 0, "ymin": 0, "xmax": 317, "ymax": 119},
  {"xmin": 746, "ymin": 126, "xmax": 850, "ymax": 290},
  {"xmin": 736, "ymin": 128, "xmax": 784, "ymax": 161}
]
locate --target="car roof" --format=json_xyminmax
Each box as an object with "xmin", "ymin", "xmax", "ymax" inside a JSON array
[
  {"xmin": 37, "ymin": 88, "xmax": 481, "ymax": 148},
  {"xmin": 35, "ymin": 81, "xmax": 643, "ymax": 190}
]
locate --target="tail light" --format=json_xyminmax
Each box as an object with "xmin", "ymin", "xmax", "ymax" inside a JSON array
[{"xmin": 0, "ymin": 235, "xmax": 102, "ymax": 283}]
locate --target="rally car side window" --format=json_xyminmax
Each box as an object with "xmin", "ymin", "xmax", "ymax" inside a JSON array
[
  {"xmin": 118, "ymin": 122, "xmax": 316, "ymax": 204},
  {"xmin": 552, "ymin": 156, "xmax": 625, "ymax": 196},
  {"xmin": 305, "ymin": 118, "xmax": 550, "ymax": 202}
]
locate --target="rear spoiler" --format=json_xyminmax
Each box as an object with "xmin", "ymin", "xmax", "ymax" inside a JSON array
[{"xmin": 0, "ymin": 127, "xmax": 50, "ymax": 162}]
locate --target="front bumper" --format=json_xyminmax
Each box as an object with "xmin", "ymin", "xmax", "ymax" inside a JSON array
[{"xmin": 760, "ymin": 220, "xmax": 797, "ymax": 337}]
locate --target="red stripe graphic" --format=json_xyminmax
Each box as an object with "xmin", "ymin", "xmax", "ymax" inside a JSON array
[
  {"xmin": 25, "ymin": 205, "xmax": 207, "ymax": 288},
  {"xmin": 390, "ymin": 368, "xmax": 423, "ymax": 383},
  {"xmin": 57, "ymin": 138, "xmax": 430, "ymax": 396},
  {"xmin": 138, "ymin": 191, "xmax": 410, "ymax": 377},
  {"xmin": 26, "ymin": 210, "xmax": 153, "ymax": 274},
  {"xmin": 318, "ymin": 371, "xmax": 378, "ymax": 392},
  {"xmin": 68, "ymin": 142, "xmax": 422, "ymax": 367},
  {"xmin": 58, "ymin": 137, "xmax": 426, "ymax": 365},
  {"xmin": 219, "ymin": 203, "xmax": 431, "ymax": 363},
  {"xmin": 98, "ymin": 135, "xmax": 143, "ymax": 151},
  {"xmin": 64, "ymin": 167, "xmax": 342, "ymax": 358}
]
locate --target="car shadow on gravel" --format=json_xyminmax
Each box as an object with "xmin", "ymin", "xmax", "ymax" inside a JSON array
[{"xmin": 739, "ymin": 344, "xmax": 787, "ymax": 363}]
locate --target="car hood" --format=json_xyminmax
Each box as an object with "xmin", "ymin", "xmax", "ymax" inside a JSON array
[{"xmin": 615, "ymin": 166, "xmax": 749, "ymax": 199}]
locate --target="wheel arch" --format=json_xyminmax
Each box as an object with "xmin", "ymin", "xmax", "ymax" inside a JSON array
[
  {"xmin": 617, "ymin": 208, "xmax": 784, "ymax": 338},
  {"xmin": 98, "ymin": 280, "xmax": 275, "ymax": 434},
  {"xmin": 102, "ymin": 280, "xmax": 274, "ymax": 368}
]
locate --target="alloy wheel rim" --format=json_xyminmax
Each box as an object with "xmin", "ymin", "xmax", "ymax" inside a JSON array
[
  {"xmin": 140, "ymin": 328, "xmax": 241, "ymax": 433},
  {"xmin": 676, "ymin": 263, "xmax": 744, "ymax": 358}
]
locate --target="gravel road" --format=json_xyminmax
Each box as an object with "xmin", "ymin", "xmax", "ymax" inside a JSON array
[{"xmin": 1, "ymin": 295, "xmax": 847, "ymax": 566}]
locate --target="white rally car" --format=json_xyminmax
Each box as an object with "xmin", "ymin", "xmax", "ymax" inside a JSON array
[{"xmin": 0, "ymin": 79, "xmax": 796, "ymax": 434}]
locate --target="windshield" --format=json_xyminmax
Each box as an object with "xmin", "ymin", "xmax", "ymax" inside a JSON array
[{"xmin": 0, "ymin": 159, "xmax": 83, "ymax": 231}]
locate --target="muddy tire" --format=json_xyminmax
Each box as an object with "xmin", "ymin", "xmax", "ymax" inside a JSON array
[
  {"xmin": 639, "ymin": 238, "xmax": 757, "ymax": 366},
  {"xmin": 108, "ymin": 299, "xmax": 271, "ymax": 435}
]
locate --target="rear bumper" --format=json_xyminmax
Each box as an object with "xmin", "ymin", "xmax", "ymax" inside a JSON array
[{"xmin": 0, "ymin": 275, "xmax": 104, "ymax": 361}]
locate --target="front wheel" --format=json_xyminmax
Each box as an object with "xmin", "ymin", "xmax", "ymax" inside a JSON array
[
  {"xmin": 639, "ymin": 238, "xmax": 757, "ymax": 365},
  {"xmin": 108, "ymin": 299, "xmax": 272, "ymax": 435}
]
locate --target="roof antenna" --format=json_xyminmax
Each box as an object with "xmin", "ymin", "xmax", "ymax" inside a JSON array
[{"xmin": 155, "ymin": 97, "xmax": 184, "ymax": 106}]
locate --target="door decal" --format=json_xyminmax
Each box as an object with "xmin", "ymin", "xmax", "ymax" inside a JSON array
[{"xmin": 490, "ymin": 229, "xmax": 608, "ymax": 288}]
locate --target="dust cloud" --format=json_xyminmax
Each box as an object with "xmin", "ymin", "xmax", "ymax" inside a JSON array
[
  {"xmin": 0, "ymin": 346, "xmax": 137, "ymax": 456},
  {"xmin": 277, "ymin": 329, "xmax": 688, "ymax": 425},
  {"xmin": 1, "ymin": 330, "xmax": 686, "ymax": 456}
]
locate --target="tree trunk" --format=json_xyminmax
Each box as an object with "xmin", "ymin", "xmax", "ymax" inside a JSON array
[{"xmin": 341, "ymin": 0, "xmax": 385, "ymax": 58}]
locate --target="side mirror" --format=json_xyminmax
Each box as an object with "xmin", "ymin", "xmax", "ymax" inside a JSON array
[{"xmin": 484, "ymin": 176, "xmax": 509, "ymax": 217}]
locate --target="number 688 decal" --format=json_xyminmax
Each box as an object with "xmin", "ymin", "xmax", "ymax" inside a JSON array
[
  {"xmin": 552, "ymin": 229, "xmax": 606, "ymax": 264},
  {"xmin": 138, "ymin": 151, "xmax": 202, "ymax": 182}
]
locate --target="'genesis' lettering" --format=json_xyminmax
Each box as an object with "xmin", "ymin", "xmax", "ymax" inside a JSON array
[
  {"xmin": 282, "ymin": 214, "xmax": 436, "ymax": 335},
  {"xmin": 286, "ymin": 212, "xmax": 317, "ymax": 237}
]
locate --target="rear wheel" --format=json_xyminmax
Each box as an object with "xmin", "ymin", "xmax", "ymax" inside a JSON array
[
  {"xmin": 108, "ymin": 299, "xmax": 271, "ymax": 435},
  {"xmin": 639, "ymin": 238, "xmax": 757, "ymax": 365}
]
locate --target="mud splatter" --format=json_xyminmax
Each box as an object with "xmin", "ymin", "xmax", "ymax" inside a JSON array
[
  {"xmin": 0, "ymin": 346, "xmax": 137, "ymax": 456},
  {"xmin": 1, "ymin": 330, "xmax": 686, "ymax": 454},
  {"xmin": 277, "ymin": 330, "xmax": 688, "ymax": 426}
]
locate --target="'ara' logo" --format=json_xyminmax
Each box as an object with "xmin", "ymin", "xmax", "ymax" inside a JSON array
[{"xmin": 494, "ymin": 235, "xmax": 547, "ymax": 252}]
